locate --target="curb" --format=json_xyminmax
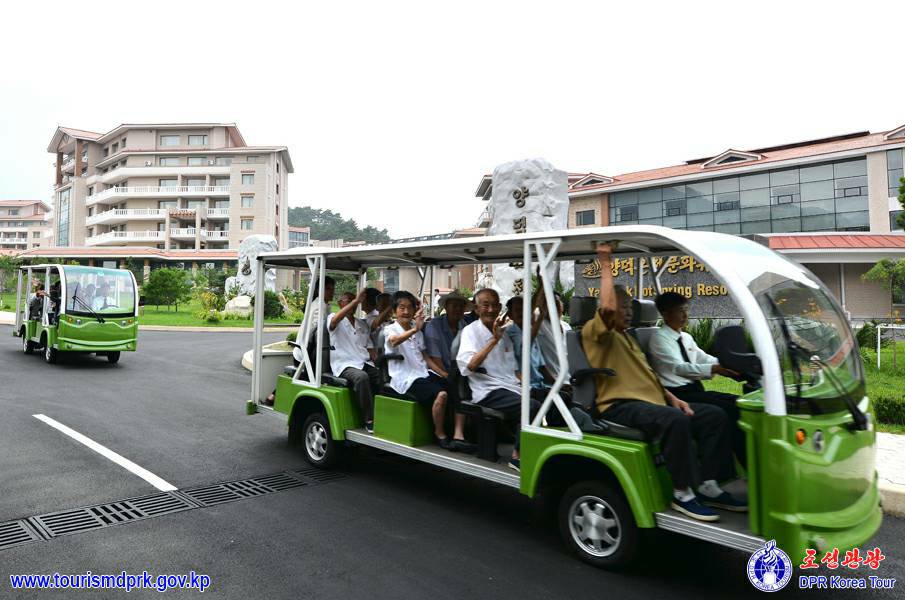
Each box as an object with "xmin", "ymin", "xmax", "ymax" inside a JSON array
[
  {"xmin": 880, "ymin": 482, "xmax": 905, "ymax": 518},
  {"xmin": 139, "ymin": 325, "xmax": 295, "ymax": 333}
]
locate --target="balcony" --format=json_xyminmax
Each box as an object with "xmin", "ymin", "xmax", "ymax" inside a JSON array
[
  {"xmin": 86, "ymin": 208, "xmax": 167, "ymax": 226},
  {"xmin": 206, "ymin": 208, "xmax": 230, "ymax": 219},
  {"xmin": 98, "ymin": 165, "xmax": 230, "ymax": 185},
  {"xmin": 170, "ymin": 228, "xmax": 197, "ymax": 240},
  {"xmin": 86, "ymin": 185, "xmax": 231, "ymax": 206},
  {"xmin": 202, "ymin": 230, "xmax": 230, "ymax": 241},
  {"xmin": 60, "ymin": 158, "xmax": 75, "ymax": 172},
  {"xmin": 85, "ymin": 230, "xmax": 165, "ymax": 246},
  {"xmin": 0, "ymin": 236, "xmax": 28, "ymax": 245}
]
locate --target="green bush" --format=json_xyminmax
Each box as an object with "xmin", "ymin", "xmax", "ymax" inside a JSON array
[
  {"xmin": 860, "ymin": 347, "xmax": 877, "ymax": 369},
  {"xmin": 204, "ymin": 311, "xmax": 222, "ymax": 323},
  {"xmin": 286, "ymin": 331, "xmax": 297, "ymax": 343},
  {"xmin": 874, "ymin": 394, "xmax": 905, "ymax": 426},
  {"xmin": 263, "ymin": 290, "xmax": 283, "ymax": 319},
  {"xmin": 686, "ymin": 319, "xmax": 717, "ymax": 354},
  {"xmin": 287, "ymin": 309, "xmax": 304, "ymax": 324}
]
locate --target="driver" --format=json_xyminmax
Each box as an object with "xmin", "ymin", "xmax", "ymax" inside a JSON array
[
  {"xmin": 28, "ymin": 282, "xmax": 45, "ymax": 320},
  {"xmin": 647, "ymin": 291, "xmax": 747, "ymax": 469},
  {"xmin": 92, "ymin": 282, "xmax": 115, "ymax": 310}
]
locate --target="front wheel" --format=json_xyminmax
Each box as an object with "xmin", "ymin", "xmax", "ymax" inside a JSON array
[
  {"xmin": 44, "ymin": 339, "xmax": 57, "ymax": 364},
  {"xmin": 558, "ymin": 480, "xmax": 639, "ymax": 570},
  {"xmin": 301, "ymin": 413, "xmax": 338, "ymax": 469},
  {"xmin": 22, "ymin": 329, "xmax": 34, "ymax": 354},
  {"xmin": 107, "ymin": 351, "xmax": 121, "ymax": 364}
]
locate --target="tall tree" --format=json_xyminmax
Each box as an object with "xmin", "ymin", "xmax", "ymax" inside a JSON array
[{"xmin": 287, "ymin": 206, "xmax": 391, "ymax": 243}]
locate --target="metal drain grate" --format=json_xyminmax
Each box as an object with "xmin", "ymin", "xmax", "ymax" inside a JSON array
[
  {"xmin": 29, "ymin": 492, "xmax": 196, "ymax": 539},
  {"xmin": 2, "ymin": 467, "xmax": 344, "ymax": 551},
  {"xmin": 0, "ymin": 520, "xmax": 41, "ymax": 550},
  {"xmin": 182, "ymin": 471, "xmax": 310, "ymax": 507},
  {"xmin": 293, "ymin": 468, "xmax": 347, "ymax": 483}
]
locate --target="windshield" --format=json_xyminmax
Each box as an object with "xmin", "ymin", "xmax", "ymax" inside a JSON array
[
  {"xmin": 64, "ymin": 266, "xmax": 136, "ymax": 317},
  {"xmin": 697, "ymin": 234, "xmax": 864, "ymax": 415}
]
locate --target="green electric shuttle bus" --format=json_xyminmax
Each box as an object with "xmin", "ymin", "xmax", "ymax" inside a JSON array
[
  {"xmin": 13, "ymin": 264, "xmax": 139, "ymax": 364},
  {"xmin": 248, "ymin": 226, "xmax": 881, "ymax": 569}
]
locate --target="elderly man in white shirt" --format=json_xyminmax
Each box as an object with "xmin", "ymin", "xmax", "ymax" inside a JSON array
[
  {"xmin": 647, "ymin": 291, "xmax": 747, "ymax": 468},
  {"xmin": 329, "ymin": 288, "xmax": 380, "ymax": 433},
  {"xmin": 456, "ymin": 288, "xmax": 540, "ymax": 472}
]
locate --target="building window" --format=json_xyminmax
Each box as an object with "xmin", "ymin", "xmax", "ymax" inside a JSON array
[
  {"xmin": 158, "ymin": 200, "xmax": 177, "ymax": 209},
  {"xmin": 56, "ymin": 189, "xmax": 70, "ymax": 246},
  {"xmin": 276, "ymin": 162, "xmax": 280, "ymax": 173},
  {"xmin": 122, "ymin": 137, "xmax": 127, "ymax": 147},
  {"xmin": 614, "ymin": 205, "xmax": 638, "ymax": 222},
  {"xmin": 575, "ymin": 209, "xmax": 595, "ymax": 226},
  {"xmin": 160, "ymin": 135, "xmax": 179, "ymax": 147},
  {"xmin": 276, "ymin": 183, "xmax": 279, "ymax": 195},
  {"xmin": 159, "ymin": 178, "xmax": 178, "ymax": 188},
  {"xmin": 188, "ymin": 156, "xmax": 207, "ymax": 166},
  {"xmin": 889, "ymin": 149, "xmax": 904, "ymax": 199},
  {"xmin": 664, "ymin": 199, "xmax": 686, "ymax": 217},
  {"xmin": 241, "ymin": 218, "xmax": 253, "ymax": 230},
  {"xmin": 242, "ymin": 174, "xmax": 254, "ymax": 185},
  {"xmin": 213, "ymin": 177, "xmax": 230, "ymax": 187},
  {"xmin": 187, "ymin": 200, "xmax": 205, "ymax": 209},
  {"xmin": 102, "ymin": 148, "xmax": 108, "ymax": 157},
  {"xmin": 247, "ymin": 155, "xmax": 259, "ymax": 163},
  {"xmin": 159, "ymin": 157, "xmax": 180, "ymax": 166},
  {"xmin": 241, "ymin": 195, "xmax": 254, "ymax": 208},
  {"xmin": 111, "ymin": 142, "xmax": 118, "ymax": 153},
  {"xmin": 215, "ymin": 157, "xmax": 232, "ymax": 166},
  {"xmin": 188, "ymin": 134, "xmax": 208, "ymax": 146},
  {"xmin": 8, "ymin": 209, "xmax": 18, "ymax": 216},
  {"xmin": 32, "ymin": 231, "xmax": 41, "ymax": 238}
]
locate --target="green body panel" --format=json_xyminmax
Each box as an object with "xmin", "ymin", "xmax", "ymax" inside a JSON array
[
  {"xmin": 752, "ymin": 409, "xmax": 880, "ymax": 558},
  {"xmin": 518, "ymin": 430, "xmax": 667, "ymax": 529},
  {"xmin": 55, "ymin": 318, "xmax": 138, "ymax": 352},
  {"xmin": 275, "ymin": 375, "xmax": 361, "ymax": 441},
  {"xmin": 373, "ymin": 395, "xmax": 434, "ymax": 446}
]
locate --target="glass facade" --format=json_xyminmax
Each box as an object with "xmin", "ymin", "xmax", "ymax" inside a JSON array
[
  {"xmin": 288, "ymin": 229, "xmax": 310, "ymax": 248},
  {"xmin": 609, "ymin": 158, "xmax": 870, "ymax": 233},
  {"xmin": 56, "ymin": 189, "xmax": 70, "ymax": 246}
]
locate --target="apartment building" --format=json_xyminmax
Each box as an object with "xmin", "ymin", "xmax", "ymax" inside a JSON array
[
  {"xmin": 474, "ymin": 122, "xmax": 905, "ymax": 319},
  {"xmin": 287, "ymin": 225, "xmax": 311, "ymax": 248},
  {"xmin": 0, "ymin": 200, "xmax": 52, "ymax": 252},
  {"xmin": 47, "ymin": 123, "xmax": 292, "ymax": 251}
]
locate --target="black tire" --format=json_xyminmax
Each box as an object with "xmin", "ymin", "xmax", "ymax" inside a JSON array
[
  {"xmin": 301, "ymin": 413, "xmax": 338, "ymax": 469},
  {"xmin": 558, "ymin": 480, "xmax": 640, "ymax": 570},
  {"xmin": 107, "ymin": 351, "xmax": 121, "ymax": 364},
  {"xmin": 43, "ymin": 336, "xmax": 57, "ymax": 364},
  {"xmin": 21, "ymin": 329, "xmax": 34, "ymax": 355}
]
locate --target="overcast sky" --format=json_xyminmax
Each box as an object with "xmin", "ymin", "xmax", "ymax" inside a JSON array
[{"xmin": 1, "ymin": 1, "xmax": 903, "ymax": 238}]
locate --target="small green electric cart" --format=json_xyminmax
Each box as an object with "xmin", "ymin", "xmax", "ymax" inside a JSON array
[
  {"xmin": 248, "ymin": 226, "xmax": 881, "ymax": 569},
  {"xmin": 13, "ymin": 264, "xmax": 139, "ymax": 364}
]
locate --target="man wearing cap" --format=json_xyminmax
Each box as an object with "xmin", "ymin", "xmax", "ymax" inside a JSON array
[{"xmin": 424, "ymin": 290, "xmax": 474, "ymax": 452}]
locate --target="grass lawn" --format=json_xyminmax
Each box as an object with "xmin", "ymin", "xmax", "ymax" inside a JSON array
[
  {"xmin": 1, "ymin": 291, "xmax": 17, "ymax": 310},
  {"xmin": 139, "ymin": 299, "xmax": 296, "ymax": 328}
]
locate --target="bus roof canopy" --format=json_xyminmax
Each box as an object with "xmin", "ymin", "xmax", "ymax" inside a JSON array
[{"xmin": 257, "ymin": 226, "xmax": 733, "ymax": 272}]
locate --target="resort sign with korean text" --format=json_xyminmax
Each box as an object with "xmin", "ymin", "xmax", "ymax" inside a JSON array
[{"xmin": 574, "ymin": 255, "xmax": 740, "ymax": 318}]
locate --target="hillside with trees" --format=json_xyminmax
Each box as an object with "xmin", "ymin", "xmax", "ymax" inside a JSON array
[{"xmin": 288, "ymin": 206, "xmax": 391, "ymax": 243}]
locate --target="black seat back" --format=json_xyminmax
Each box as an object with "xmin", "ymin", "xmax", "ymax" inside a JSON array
[
  {"xmin": 569, "ymin": 296, "xmax": 598, "ymax": 329},
  {"xmin": 628, "ymin": 298, "xmax": 660, "ymax": 357},
  {"xmin": 374, "ymin": 328, "xmax": 404, "ymax": 387},
  {"xmin": 566, "ymin": 329, "xmax": 596, "ymax": 413},
  {"xmin": 448, "ymin": 331, "xmax": 472, "ymax": 402},
  {"xmin": 713, "ymin": 325, "xmax": 762, "ymax": 379}
]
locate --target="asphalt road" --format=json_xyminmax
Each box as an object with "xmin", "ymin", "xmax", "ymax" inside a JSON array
[{"xmin": 0, "ymin": 326, "xmax": 902, "ymax": 599}]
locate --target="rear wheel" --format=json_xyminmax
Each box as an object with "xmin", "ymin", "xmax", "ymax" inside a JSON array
[
  {"xmin": 43, "ymin": 336, "xmax": 57, "ymax": 364},
  {"xmin": 558, "ymin": 480, "xmax": 639, "ymax": 570},
  {"xmin": 21, "ymin": 329, "xmax": 34, "ymax": 354},
  {"xmin": 107, "ymin": 351, "xmax": 121, "ymax": 364},
  {"xmin": 302, "ymin": 413, "xmax": 338, "ymax": 469}
]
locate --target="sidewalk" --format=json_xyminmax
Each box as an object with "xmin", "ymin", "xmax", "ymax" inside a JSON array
[{"xmin": 877, "ymin": 432, "xmax": 905, "ymax": 517}]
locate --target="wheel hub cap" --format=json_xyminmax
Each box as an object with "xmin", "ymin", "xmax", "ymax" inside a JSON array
[
  {"xmin": 306, "ymin": 422, "xmax": 328, "ymax": 460},
  {"xmin": 569, "ymin": 495, "xmax": 621, "ymax": 557}
]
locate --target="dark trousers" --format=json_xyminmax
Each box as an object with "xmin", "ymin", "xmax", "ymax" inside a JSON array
[
  {"xmin": 667, "ymin": 382, "xmax": 747, "ymax": 469},
  {"xmin": 603, "ymin": 400, "xmax": 733, "ymax": 489},
  {"xmin": 480, "ymin": 389, "xmax": 541, "ymax": 451},
  {"xmin": 340, "ymin": 364, "xmax": 380, "ymax": 423}
]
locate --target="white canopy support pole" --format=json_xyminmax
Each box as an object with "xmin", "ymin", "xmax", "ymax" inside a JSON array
[
  {"xmin": 428, "ymin": 267, "xmax": 435, "ymax": 316},
  {"xmin": 416, "ymin": 266, "xmax": 426, "ymax": 304},
  {"xmin": 42, "ymin": 268, "xmax": 51, "ymax": 326},
  {"xmin": 520, "ymin": 241, "xmax": 532, "ymax": 430},
  {"xmin": 358, "ymin": 268, "xmax": 368, "ymax": 318},
  {"xmin": 250, "ymin": 258, "xmax": 267, "ymax": 409},
  {"xmin": 292, "ymin": 256, "xmax": 322, "ymax": 385},
  {"xmin": 526, "ymin": 239, "xmax": 581, "ymax": 439},
  {"xmin": 14, "ymin": 268, "xmax": 24, "ymax": 332},
  {"xmin": 315, "ymin": 256, "xmax": 326, "ymax": 389},
  {"xmin": 876, "ymin": 325, "xmax": 881, "ymax": 370},
  {"xmin": 635, "ymin": 257, "xmax": 644, "ymax": 299}
]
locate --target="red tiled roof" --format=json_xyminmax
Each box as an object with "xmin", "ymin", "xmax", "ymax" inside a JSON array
[
  {"xmin": 59, "ymin": 126, "xmax": 103, "ymax": 140},
  {"xmin": 0, "ymin": 200, "xmax": 48, "ymax": 207},
  {"xmin": 16, "ymin": 247, "xmax": 237, "ymax": 260},
  {"xmin": 766, "ymin": 233, "xmax": 905, "ymax": 250}
]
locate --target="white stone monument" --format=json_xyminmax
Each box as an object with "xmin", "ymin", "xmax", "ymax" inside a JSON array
[
  {"xmin": 477, "ymin": 158, "xmax": 573, "ymax": 300},
  {"xmin": 225, "ymin": 235, "xmax": 278, "ymax": 315}
]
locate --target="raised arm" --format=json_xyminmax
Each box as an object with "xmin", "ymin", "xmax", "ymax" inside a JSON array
[
  {"xmin": 330, "ymin": 289, "xmax": 366, "ymax": 330},
  {"xmin": 465, "ymin": 316, "xmax": 506, "ymax": 373},
  {"xmin": 597, "ymin": 243, "xmax": 617, "ymax": 314}
]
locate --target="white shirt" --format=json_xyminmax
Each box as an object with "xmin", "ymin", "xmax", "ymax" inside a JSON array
[
  {"xmin": 384, "ymin": 321, "xmax": 429, "ymax": 394},
  {"xmin": 647, "ymin": 325, "xmax": 719, "ymax": 388},
  {"xmin": 536, "ymin": 318, "xmax": 572, "ymax": 376},
  {"xmin": 329, "ymin": 315, "xmax": 374, "ymax": 377},
  {"xmin": 456, "ymin": 320, "xmax": 520, "ymax": 402},
  {"xmin": 292, "ymin": 299, "xmax": 328, "ymax": 363}
]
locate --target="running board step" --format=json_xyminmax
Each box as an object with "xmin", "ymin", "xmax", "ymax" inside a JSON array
[
  {"xmin": 345, "ymin": 429, "xmax": 520, "ymax": 489},
  {"xmin": 654, "ymin": 511, "xmax": 764, "ymax": 552}
]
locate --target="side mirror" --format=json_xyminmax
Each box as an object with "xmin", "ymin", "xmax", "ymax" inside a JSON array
[{"xmin": 713, "ymin": 325, "xmax": 762, "ymax": 380}]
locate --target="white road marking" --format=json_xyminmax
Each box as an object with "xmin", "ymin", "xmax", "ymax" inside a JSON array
[{"xmin": 33, "ymin": 414, "xmax": 177, "ymax": 492}]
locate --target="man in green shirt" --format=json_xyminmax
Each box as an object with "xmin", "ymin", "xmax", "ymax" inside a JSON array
[{"xmin": 581, "ymin": 243, "xmax": 746, "ymax": 522}]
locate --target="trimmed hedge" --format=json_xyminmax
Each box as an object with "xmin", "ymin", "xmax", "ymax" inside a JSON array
[{"xmin": 874, "ymin": 394, "xmax": 905, "ymax": 426}]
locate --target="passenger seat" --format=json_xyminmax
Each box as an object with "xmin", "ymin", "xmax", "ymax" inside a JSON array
[{"xmin": 627, "ymin": 298, "xmax": 660, "ymax": 361}]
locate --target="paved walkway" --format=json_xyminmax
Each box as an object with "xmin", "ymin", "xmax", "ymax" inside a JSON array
[{"xmin": 878, "ymin": 432, "xmax": 905, "ymax": 516}]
